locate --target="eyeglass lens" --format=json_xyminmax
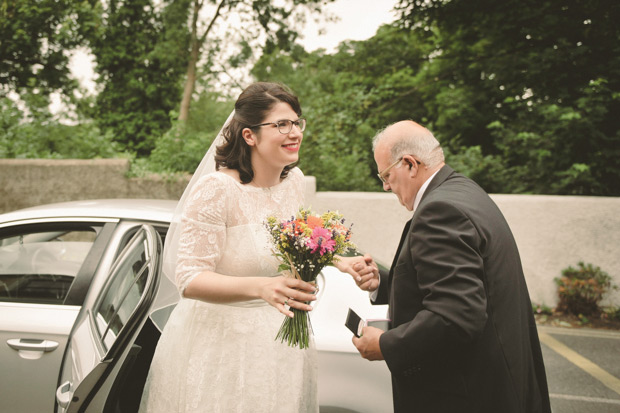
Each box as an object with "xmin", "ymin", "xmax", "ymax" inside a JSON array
[
  {"xmin": 277, "ymin": 119, "xmax": 306, "ymax": 134},
  {"xmin": 378, "ymin": 157, "xmax": 402, "ymax": 183}
]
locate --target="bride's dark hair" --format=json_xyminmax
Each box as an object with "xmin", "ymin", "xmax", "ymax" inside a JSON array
[{"xmin": 214, "ymin": 82, "xmax": 302, "ymax": 184}]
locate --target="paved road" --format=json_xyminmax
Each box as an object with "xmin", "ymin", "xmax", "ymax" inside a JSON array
[{"xmin": 538, "ymin": 325, "xmax": 620, "ymax": 413}]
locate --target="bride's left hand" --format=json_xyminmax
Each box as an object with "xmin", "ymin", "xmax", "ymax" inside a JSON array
[{"xmin": 258, "ymin": 276, "xmax": 317, "ymax": 318}]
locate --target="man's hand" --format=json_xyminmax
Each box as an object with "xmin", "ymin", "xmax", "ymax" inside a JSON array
[
  {"xmin": 352, "ymin": 326, "xmax": 384, "ymax": 361},
  {"xmin": 334, "ymin": 254, "xmax": 379, "ymax": 292}
]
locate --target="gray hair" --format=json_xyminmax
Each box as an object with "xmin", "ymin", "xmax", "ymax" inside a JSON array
[{"xmin": 372, "ymin": 122, "xmax": 445, "ymax": 168}]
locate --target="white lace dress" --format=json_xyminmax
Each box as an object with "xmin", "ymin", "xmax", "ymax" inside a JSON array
[{"xmin": 139, "ymin": 167, "xmax": 318, "ymax": 413}]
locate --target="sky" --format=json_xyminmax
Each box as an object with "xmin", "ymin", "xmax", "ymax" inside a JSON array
[{"xmin": 298, "ymin": 0, "xmax": 399, "ymax": 52}]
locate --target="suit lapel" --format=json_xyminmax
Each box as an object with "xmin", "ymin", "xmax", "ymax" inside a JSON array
[
  {"xmin": 387, "ymin": 219, "xmax": 411, "ymax": 293},
  {"xmin": 389, "ymin": 220, "xmax": 412, "ymax": 275},
  {"xmin": 386, "ymin": 219, "xmax": 411, "ymax": 322}
]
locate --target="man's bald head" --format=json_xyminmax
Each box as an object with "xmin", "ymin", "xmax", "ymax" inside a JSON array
[{"xmin": 372, "ymin": 120, "xmax": 445, "ymax": 168}]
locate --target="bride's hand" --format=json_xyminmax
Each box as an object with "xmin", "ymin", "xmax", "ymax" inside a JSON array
[
  {"xmin": 259, "ymin": 276, "xmax": 317, "ymax": 318},
  {"xmin": 334, "ymin": 254, "xmax": 379, "ymax": 292}
]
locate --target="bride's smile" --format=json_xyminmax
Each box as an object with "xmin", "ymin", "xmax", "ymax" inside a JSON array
[{"xmin": 282, "ymin": 141, "xmax": 300, "ymax": 151}]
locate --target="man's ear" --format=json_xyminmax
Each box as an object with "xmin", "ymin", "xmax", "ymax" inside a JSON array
[
  {"xmin": 242, "ymin": 128, "xmax": 256, "ymax": 146},
  {"xmin": 402, "ymin": 154, "xmax": 418, "ymax": 176}
]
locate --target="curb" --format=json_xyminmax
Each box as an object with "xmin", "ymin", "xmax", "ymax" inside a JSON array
[{"xmin": 538, "ymin": 325, "xmax": 620, "ymax": 339}]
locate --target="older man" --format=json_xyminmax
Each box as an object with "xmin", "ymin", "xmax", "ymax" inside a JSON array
[{"xmin": 352, "ymin": 121, "xmax": 551, "ymax": 413}]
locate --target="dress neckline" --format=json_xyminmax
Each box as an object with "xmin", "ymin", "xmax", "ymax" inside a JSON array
[{"xmin": 216, "ymin": 170, "xmax": 290, "ymax": 192}]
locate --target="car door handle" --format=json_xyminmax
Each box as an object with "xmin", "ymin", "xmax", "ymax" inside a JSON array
[
  {"xmin": 7, "ymin": 338, "xmax": 59, "ymax": 352},
  {"xmin": 56, "ymin": 381, "xmax": 73, "ymax": 409}
]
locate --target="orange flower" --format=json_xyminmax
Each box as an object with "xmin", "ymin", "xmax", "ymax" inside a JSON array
[{"xmin": 306, "ymin": 215, "xmax": 323, "ymax": 229}]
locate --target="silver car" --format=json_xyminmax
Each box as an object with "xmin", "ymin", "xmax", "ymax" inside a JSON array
[{"xmin": 0, "ymin": 199, "xmax": 392, "ymax": 413}]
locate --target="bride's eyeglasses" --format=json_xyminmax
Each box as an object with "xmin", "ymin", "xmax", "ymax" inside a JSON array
[{"xmin": 250, "ymin": 118, "xmax": 306, "ymax": 134}]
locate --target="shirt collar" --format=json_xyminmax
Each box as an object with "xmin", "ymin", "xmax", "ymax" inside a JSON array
[{"xmin": 413, "ymin": 169, "xmax": 440, "ymax": 213}]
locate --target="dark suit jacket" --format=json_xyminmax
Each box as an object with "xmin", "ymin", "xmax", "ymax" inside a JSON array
[{"xmin": 374, "ymin": 165, "xmax": 551, "ymax": 413}]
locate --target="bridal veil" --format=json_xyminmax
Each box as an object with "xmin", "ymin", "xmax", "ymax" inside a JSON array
[{"xmin": 149, "ymin": 110, "xmax": 235, "ymax": 330}]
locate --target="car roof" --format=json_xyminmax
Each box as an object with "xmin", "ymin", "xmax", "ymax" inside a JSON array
[{"xmin": 0, "ymin": 199, "xmax": 177, "ymax": 225}]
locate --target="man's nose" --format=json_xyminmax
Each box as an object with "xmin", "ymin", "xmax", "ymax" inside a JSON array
[{"xmin": 382, "ymin": 181, "xmax": 391, "ymax": 192}]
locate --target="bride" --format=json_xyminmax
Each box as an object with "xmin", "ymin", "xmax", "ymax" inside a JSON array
[
  {"xmin": 139, "ymin": 82, "xmax": 321, "ymax": 412},
  {"xmin": 139, "ymin": 81, "xmax": 374, "ymax": 412}
]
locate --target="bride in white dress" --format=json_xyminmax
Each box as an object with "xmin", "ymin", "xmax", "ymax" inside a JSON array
[{"xmin": 139, "ymin": 82, "xmax": 319, "ymax": 412}]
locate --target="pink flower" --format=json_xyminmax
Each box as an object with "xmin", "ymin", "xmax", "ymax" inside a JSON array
[{"xmin": 307, "ymin": 227, "xmax": 336, "ymax": 255}]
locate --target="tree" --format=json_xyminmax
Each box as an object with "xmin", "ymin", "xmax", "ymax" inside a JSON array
[
  {"xmin": 394, "ymin": 0, "xmax": 620, "ymax": 195},
  {"xmin": 244, "ymin": 0, "xmax": 620, "ymax": 195},
  {"xmin": 0, "ymin": 0, "xmax": 98, "ymax": 100},
  {"xmin": 90, "ymin": 0, "xmax": 189, "ymax": 156},
  {"xmin": 176, "ymin": 0, "xmax": 335, "ymax": 121},
  {"xmin": 147, "ymin": 90, "xmax": 233, "ymax": 174},
  {"xmin": 251, "ymin": 25, "xmax": 430, "ymax": 191},
  {"xmin": 0, "ymin": 94, "xmax": 120, "ymax": 159}
]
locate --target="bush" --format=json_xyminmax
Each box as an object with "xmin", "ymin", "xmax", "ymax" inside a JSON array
[
  {"xmin": 602, "ymin": 307, "xmax": 620, "ymax": 322},
  {"xmin": 0, "ymin": 97, "xmax": 123, "ymax": 159},
  {"xmin": 554, "ymin": 262, "xmax": 617, "ymax": 316},
  {"xmin": 532, "ymin": 303, "xmax": 553, "ymax": 316},
  {"xmin": 140, "ymin": 93, "xmax": 232, "ymax": 175}
]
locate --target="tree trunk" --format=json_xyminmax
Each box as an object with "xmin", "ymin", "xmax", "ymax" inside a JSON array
[
  {"xmin": 178, "ymin": 0, "xmax": 203, "ymax": 121},
  {"xmin": 178, "ymin": 39, "xmax": 200, "ymax": 121},
  {"xmin": 178, "ymin": 0, "xmax": 226, "ymax": 122}
]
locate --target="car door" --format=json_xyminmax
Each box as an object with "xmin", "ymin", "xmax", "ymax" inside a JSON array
[
  {"xmin": 55, "ymin": 224, "xmax": 161, "ymax": 413},
  {"xmin": 0, "ymin": 221, "xmax": 114, "ymax": 413}
]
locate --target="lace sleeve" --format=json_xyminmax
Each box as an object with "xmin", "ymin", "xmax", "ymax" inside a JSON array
[{"xmin": 175, "ymin": 173, "xmax": 227, "ymax": 295}]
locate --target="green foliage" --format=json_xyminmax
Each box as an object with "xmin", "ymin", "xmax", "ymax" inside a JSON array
[
  {"xmin": 554, "ymin": 262, "xmax": 617, "ymax": 316},
  {"xmin": 90, "ymin": 0, "xmax": 188, "ymax": 156},
  {"xmin": 392, "ymin": 0, "xmax": 620, "ymax": 195},
  {"xmin": 486, "ymin": 78, "xmax": 620, "ymax": 195},
  {"xmin": 602, "ymin": 306, "xmax": 620, "ymax": 322},
  {"xmin": 2, "ymin": 0, "xmax": 619, "ymax": 196},
  {"xmin": 0, "ymin": 0, "xmax": 98, "ymax": 94},
  {"xmin": 0, "ymin": 97, "xmax": 122, "ymax": 159},
  {"xmin": 249, "ymin": 25, "xmax": 430, "ymax": 191},
  {"xmin": 532, "ymin": 303, "xmax": 553, "ymax": 316},
  {"xmin": 139, "ymin": 92, "xmax": 232, "ymax": 174},
  {"xmin": 442, "ymin": 146, "xmax": 506, "ymax": 193},
  {"xmin": 242, "ymin": 2, "xmax": 620, "ymax": 194}
]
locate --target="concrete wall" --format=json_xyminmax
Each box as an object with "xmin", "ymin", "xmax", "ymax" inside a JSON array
[
  {"xmin": 2, "ymin": 159, "xmax": 619, "ymax": 307},
  {"xmin": 306, "ymin": 187, "xmax": 620, "ymax": 308}
]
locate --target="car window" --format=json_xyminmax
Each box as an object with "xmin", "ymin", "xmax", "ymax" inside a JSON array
[
  {"xmin": 93, "ymin": 230, "xmax": 151, "ymax": 352},
  {"xmin": 0, "ymin": 227, "xmax": 100, "ymax": 305}
]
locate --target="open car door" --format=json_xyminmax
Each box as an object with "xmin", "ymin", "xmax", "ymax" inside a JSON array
[{"xmin": 55, "ymin": 225, "xmax": 161, "ymax": 413}]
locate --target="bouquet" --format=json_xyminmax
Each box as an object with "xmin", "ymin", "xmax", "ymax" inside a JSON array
[{"xmin": 265, "ymin": 208, "xmax": 356, "ymax": 349}]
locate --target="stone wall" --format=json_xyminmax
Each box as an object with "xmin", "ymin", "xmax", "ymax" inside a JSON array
[
  {"xmin": 2, "ymin": 159, "xmax": 619, "ymax": 307},
  {"xmin": 0, "ymin": 159, "xmax": 188, "ymax": 212}
]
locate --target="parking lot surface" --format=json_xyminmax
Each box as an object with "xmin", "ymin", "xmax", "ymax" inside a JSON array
[{"xmin": 538, "ymin": 326, "xmax": 620, "ymax": 413}]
